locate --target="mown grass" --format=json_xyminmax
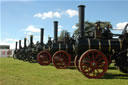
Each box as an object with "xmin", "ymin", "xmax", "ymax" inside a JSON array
[{"xmin": 0, "ymin": 57, "xmax": 128, "ymax": 85}]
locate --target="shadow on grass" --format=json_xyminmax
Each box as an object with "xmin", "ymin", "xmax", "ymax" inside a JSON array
[
  {"xmin": 108, "ymin": 67, "xmax": 117, "ymax": 70},
  {"xmin": 103, "ymin": 73, "xmax": 128, "ymax": 79},
  {"xmin": 68, "ymin": 66, "xmax": 76, "ymax": 70}
]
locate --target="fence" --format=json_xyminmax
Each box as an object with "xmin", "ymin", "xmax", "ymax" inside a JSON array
[{"xmin": 0, "ymin": 49, "xmax": 14, "ymax": 57}]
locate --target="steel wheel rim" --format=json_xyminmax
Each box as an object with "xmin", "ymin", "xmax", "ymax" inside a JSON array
[
  {"xmin": 37, "ymin": 51, "xmax": 51, "ymax": 65},
  {"xmin": 74, "ymin": 56, "xmax": 80, "ymax": 72},
  {"xmin": 79, "ymin": 49, "xmax": 108, "ymax": 79},
  {"xmin": 52, "ymin": 50, "xmax": 71, "ymax": 69}
]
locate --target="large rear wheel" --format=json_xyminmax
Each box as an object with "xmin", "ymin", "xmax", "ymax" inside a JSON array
[
  {"xmin": 79, "ymin": 49, "xmax": 108, "ymax": 79},
  {"xmin": 52, "ymin": 50, "xmax": 71, "ymax": 69},
  {"xmin": 37, "ymin": 51, "xmax": 51, "ymax": 65}
]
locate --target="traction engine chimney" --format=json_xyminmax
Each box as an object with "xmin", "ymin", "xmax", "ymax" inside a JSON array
[
  {"xmin": 40, "ymin": 28, "xmax": 44, "ymax": 44},
  {"xmin": 30, "ymin": 35, "xmax": 33, "ymax": 47},
  {"xmin": 15, "ymin": 42, "xmax": 18, "ymax": 50},
  {"xmin": 54, "ymin": 21, "xmax": 58, "ymax": 43},
  {"xmin": 78, "ymin": 5, "xmax": 85, "ymax": 38},
  {"xmin": 19, "ymin": 40, "xmax": 22, "ymax": 49},
  {"xmin": 24, "ymin": 38, "xmax": 27, "ymax": 47}
]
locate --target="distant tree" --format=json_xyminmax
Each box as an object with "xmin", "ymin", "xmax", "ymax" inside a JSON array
[{"xmin": 58, "ymin": 30, "xmax": 70, "ymax": 41}]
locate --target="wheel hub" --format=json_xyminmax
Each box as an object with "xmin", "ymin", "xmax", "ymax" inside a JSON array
[{"xmin": 90, "ymin": 61, "xmax": 97, "ymax": 68}]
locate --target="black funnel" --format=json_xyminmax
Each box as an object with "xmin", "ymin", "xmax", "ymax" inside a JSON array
[
  {"xmin": 54, "ymin": 21, "xmax": 58, "ymax": 43},
  {"xmin": 40, "ymin": 28, "xmax": 44, "ymax": 44},
  {"xmin": 30, "ymin": 35, "xmax": 33, "ymax": 47},
  {"xmin": 15, "ymin": 42, "xmax": 18, "ymax": 50},
  {"xmin": 19, "ymin": 40, "xmax": 22, "ymax": 49},
  {"xmin": 24, "ymin": 38, "xmax": 27, "ymax": 47},
  {"xmin": 78, "ymin": 5, "xmax": 85, "ymax": 37}
]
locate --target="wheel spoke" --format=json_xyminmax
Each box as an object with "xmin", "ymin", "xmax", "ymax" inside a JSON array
[
  {"xmin": 97, "ymin": 57, "xmax": 103, "ymax": 63},
  {"xmin": 92, "ymin": 53, "xmax": 95, "ymax": 61}
]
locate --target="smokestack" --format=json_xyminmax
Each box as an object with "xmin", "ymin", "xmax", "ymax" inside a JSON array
[
  {"xmin": 54, "ymin": 21, "xmax": 58, "ymax": 43},
  {"xmin": 24, "ymin": 38, "xmax": 27, "ymax": 47},
  {"xmin": 40, "ymin": 28, "xmax": 44, "ymax": 44},
  {"xmin": 19, "ymin": 40, "xmax": 22, "ymax": 49},
  {"xmin": 78, "ymin": 5, "xmax": 85, "ymax": 37},
  {"xmin": 30, "ymin": 35, "xmax": 33, "ymax": 47},
  {"xmin": 15, "ymin": 42, "xmax": 18, "ymax": 50}
]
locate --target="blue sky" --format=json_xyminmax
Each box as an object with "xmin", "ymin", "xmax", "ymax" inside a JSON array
[{"xmin": 0, "ymin": 0, "xmax": 128, "ymax": 49}]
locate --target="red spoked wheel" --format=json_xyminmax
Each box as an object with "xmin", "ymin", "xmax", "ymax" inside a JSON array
[
  {"xmin": 52, "ymin": 50, "xmax": 71, "ymax": 69},
  {"xmin": 79, "ymin": 49, "xmax": 108, "ymax": 79},
  {"xmin": 74, "ymin": 56, "xmax": 80, "ymax": 71},
  {"xmin": 37, "ymin": 51, "xmax": 51, "ymax": 65}
]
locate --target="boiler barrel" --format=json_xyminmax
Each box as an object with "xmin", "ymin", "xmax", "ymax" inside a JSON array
[
  {"xmin": 76, "ymin": 38, "xmax": 122, "ymax": 57},
  {"xmin": 51, "ymin": 43, "xmax": 74, "ymax": 58}
]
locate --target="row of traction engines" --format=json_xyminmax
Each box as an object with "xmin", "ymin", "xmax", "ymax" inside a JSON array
[{"xmin": 13, "ymin": 5, "xmax": 128, "ymax": 79}]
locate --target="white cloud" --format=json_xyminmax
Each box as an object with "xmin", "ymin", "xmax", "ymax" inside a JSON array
[
  {"xmin": 66, "ymin": 9, "xmax": 78, "ymax": 17},
  {"xmin": 34, "ymin": 11, "xmax": 61, "ymax": 20},
  {"xmin": 58, "ymin": 28, "xmax": 62, "ymax": 32},
  {"xmin": 114, "ymin": 22, "xmax": 128, "ymax": 30},
  {"xmin": 72, "ymin": 25, "xmax": 77, "ymax": 29},
  {"xmin": 25, "ymin": 25, "xmax": 40, "ymax": 32},
  {"xmin": 5, "ymin": 38, "xmax": 18, "ymax": 42},
  {"xmin": 34, "ymin": 9, "xmax": 78, "ymax": 20},
  {"xmin": 54, "ymin": 12, "xmax": 61, "ymax": 18}
]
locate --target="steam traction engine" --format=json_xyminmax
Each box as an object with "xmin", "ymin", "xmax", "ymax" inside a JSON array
[
  {"xmin": 27, "ymin": 35, "xmax": 37, "ymax": 63},
  {"xmin": 37, "ymin": 28, "xmax": 53, "ymax": 65},
  {"xmin": 51, "ymin": 21, "xmax": 75, "ymax": 69},
  {"xmin": 74, "ymin": 5, "xmax": 128, "ymax": 78}
]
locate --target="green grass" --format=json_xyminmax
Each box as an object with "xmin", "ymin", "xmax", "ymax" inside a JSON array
[{"xmin": 0, "ymin": 57, "xmax": 128, "ymax": 85}]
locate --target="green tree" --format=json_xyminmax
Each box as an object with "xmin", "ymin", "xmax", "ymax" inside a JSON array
[{"xmin": 58, "ymin": 30, "xmax": 70, "ymax": 41}]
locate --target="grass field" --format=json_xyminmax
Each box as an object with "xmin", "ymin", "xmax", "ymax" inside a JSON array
[{"xmin": 0, "ymin": 57, "xmax": 128, "ymax": 85}]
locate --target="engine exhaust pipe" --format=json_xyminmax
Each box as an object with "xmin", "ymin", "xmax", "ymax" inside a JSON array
[
  {"xmin": 54, "ymin": 21, "xmax": 58, "ymax": 43},
  {"xmin": 40, "ymin": 28, "xmax": 44, "ymax": 44},
  {"xmin": 24, "ymin": 38, "xmax": 27, "ymax": 47},
  {"xmin": 19, "ymin": 40, "xmax": 22, "ymax": 49},
  {"xmin": 30, "ymin": 35, "xmax": 33, "ymax": 47},
  {"xmin": 15, "ymin": 42, "xmax": 18, "ymax": 50},
  {"xmin": 78, "ymin": 5, "xmax": 85, "ymax": 38}
]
